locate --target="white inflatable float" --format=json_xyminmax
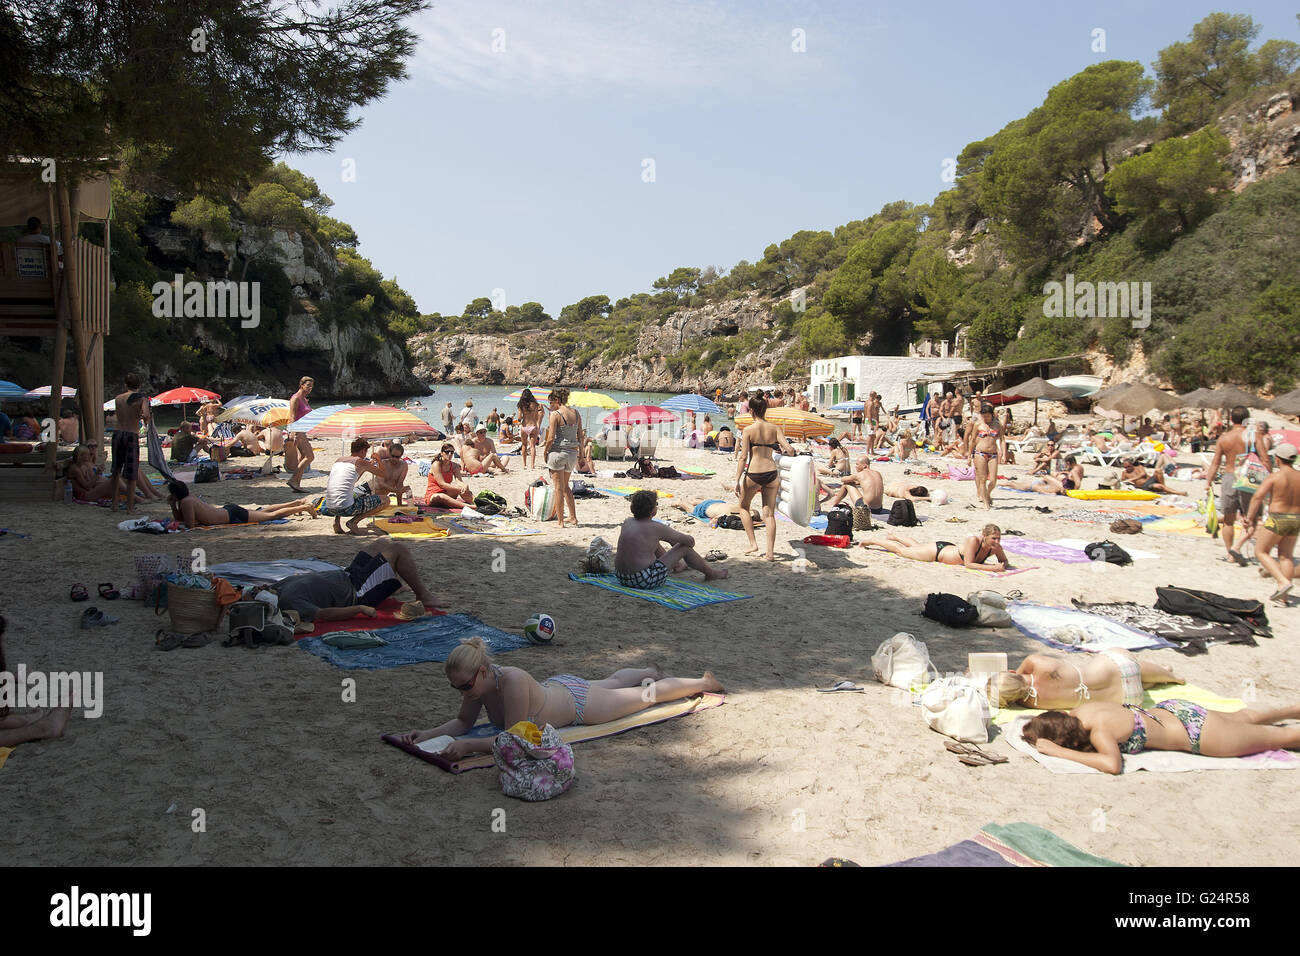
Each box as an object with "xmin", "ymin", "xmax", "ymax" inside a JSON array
[{"xmin": 774, "ymin": 453, "xmax": 816, "ymax": 526}]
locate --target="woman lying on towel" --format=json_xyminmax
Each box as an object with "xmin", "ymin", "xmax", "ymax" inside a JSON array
[
  {"xmin": 166, "ymin": 480, "xmax": 319, "ymax": 528},
  {"xmin": 862, "ymin": 524, "xmax": 1011, "ymax": 571},
  {"xmin": 394, "ymin": 637, "xmax": 725, "ymax": 761},
  {"xmin": 986, "ymin": 650, "xmax": 1183, "ymax": 710},
  {"xmin": 0, "ymin": 615, "xmax": 71, "ymax": 748},
  {"xmin": 1023, "ymin": 700, "xmax": 1300, "ymax": 774}
]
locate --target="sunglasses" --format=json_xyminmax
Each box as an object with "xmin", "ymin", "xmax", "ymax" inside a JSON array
[{"xmin": 451, "ymin": 670, "xmax": 478, "ymax": 692}]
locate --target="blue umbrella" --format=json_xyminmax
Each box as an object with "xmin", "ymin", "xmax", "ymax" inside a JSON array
[
  {"xmin": 285, "ymin": 404, "xmax": 352, "ymax": 433},
  {"xmin": 661, "ymin": 393, "xmax": 723, "ymax": 415},
  {"xmin": 0, "ymin": 380, "xmax": 29, "ymax": 400},
  {"xmin": 830, "ymin": 400, "xmax": 865, "ymax": 411}
]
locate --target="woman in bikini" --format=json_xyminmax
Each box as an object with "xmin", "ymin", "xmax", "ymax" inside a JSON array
[
  {"xmin": 817, "ymin": 437, "xmax": 850, "ymax": 477},
  {"xmin": 863, "ymin": 523, "xmax": 1010, "ymax": 570},
  {"xmin": 424, "ymin": 443, "xmax": 475, "ymax": 507},
  {"xmin": 542, "ymin": 387, "xmax": 584, "ymax": 529},
  {"xmin": 394, "ymin": 637, "xmax": 725, "ymax": 761},
  {"xmin": 986, "ymin": 651, "xmax": 1183, "ymax": 711},
  {"xmin": 972, "ymin": 404, "xmax": 1005, "ymax": 509},
  {"xmin": 735, "ymin": 391, "xmax": 796, "ymax": 561},
  {"xmin": 286, "ymin": 376, "xmax": 315, "ymax": 492},
  {"xmin": 517, "ymin": 389, "xmax": 544, "ymax": 470},
  {"xmin": 1021, "ymin": 699, "xmax": 1300, "ymax": 774}
]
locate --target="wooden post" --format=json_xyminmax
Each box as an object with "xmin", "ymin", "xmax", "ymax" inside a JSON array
[
  {"xmin": 57, "ymin": 179, "xmax": 96, "ymax": 439},
  {"xmin": 45, "ymin": 186, "xmax": 66, "ymax": 476}
]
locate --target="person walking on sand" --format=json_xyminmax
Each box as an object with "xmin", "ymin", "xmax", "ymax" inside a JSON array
[
  {"xmin": 517, "ymin": 388, "xmax": 544, "ymax": 470},
  {"xmin": 735, "ymin": 391, "xmax": 797, "ymax": 560},
  {"xmin": 110, "ymin": 372, "xmax": 150, "ymax": 514},
  {"xmin": 1204, "ymin": 405, "xmax": 1270, "ymax": 567},
  {"xmin": 543, "ymin": 387, "xmax": 584, "ymax": 528},
  {"xmin": 615, "ymin": 490, "xmax": 729, "ymax": 589},
  {"xmin": 971, "ymin": 404, "xmax": 1005, "ymax": 509},
  {"xmin": 286, "ymin": 376, "xmax": 316, "ymax": 493},
  {"xmin": 1243, "ymin": 442, "xmax": 1300, "ymax": 606}
]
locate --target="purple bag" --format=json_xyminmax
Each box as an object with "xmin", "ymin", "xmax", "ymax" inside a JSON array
[{"xmin": 492, "ymin": 722, "xmax": 575, "ymax": 801}]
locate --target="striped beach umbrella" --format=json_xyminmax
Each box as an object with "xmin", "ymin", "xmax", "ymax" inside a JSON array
[
  {"xmin": 0, "ymin": 380, "xmax": 28, "ymax": 399},
  {"xmin": 504, "ymin": 387, "xmax": 551, "ymax": 403},
  {"xmin": 25, "ymin": 385, "xmax": 77, "ymax": 398},
  {"xmin": 601, "ymin": 405, "xmax": 678, "ymax": 426},
  {"xmin": 733, "ymin": 407, "xmax": 835, "ymax": 441},
  {"xmin": 151, "ymin": 386, "xmax": 221, "ymax": 406},
  {"xmin": 661, "ymin": 393, "xmax": 724, "ymax": 416},
  {"xmin": 284, "ymin": 403, "xmax": 351, "ymax": 433},
  {"xmin": 829, "ymin": 400, "xmax": 865, "ymax": 411},
  {"xmin": 305, "ymin": 405, "xmax": 438, "ymax": 440},
  {"xmin": 215, "ymin": 397, "xmax": 292, "ymax": 426}
]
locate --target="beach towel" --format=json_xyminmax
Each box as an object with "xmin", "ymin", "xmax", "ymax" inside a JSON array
[
  {"xmin": 1142, "ymin": 517, "xmax": 1207, "ymax": 536},
  {"xmin": 999, "ymin": 538, "xmax": 1094, "ymax": 564},
  {"xmin": 964, "ymin": 565, "xmax": 1037, "ymax": 577},
  {"xmin": 1049, "ymin": 538, "xmax": 1160, "ymax": 560},
  {"xmin": 1008, "ymin": 602, "xmax": 1175, "ymax": 652},
  {"xmin": 1069, "ymin": 600, "xmax": 1256, "ymax": 655},
  {"xmin": 450, "ymin": 516, "xmax": 541, "ymax": 536},
  {"xmin": 991, "ymin": 681, "xmax": 1245, "ymax": 728},
  {"xmin": 885, "ymin": 822, "xmax": 1123, "ymax": 867},
  {"xmin": 567, "ymin": 572, "xmax": 751, "ymax": 610},
  {"xmin": 382, "ymin": 693, "xmax": 725, "ymax": 773},
  {"xmin": 598, "ymin": 487, "xmax": 673, "ymax": 498},
  {"xmin": 1065, "ymin": 489, "xmax": 1160, "ymax": 501},
  {"xmin": 298, "ymin": 613, "xmax": 528, "ymax": 670},
  {"xmin": 1005, "ymin": 714, "xmax": 1300, "ymax": 774},
  {"xmin": 207, "ymin": 558, "xmax": 340, "ymax": 586},
  {"xmin": 299, "ymin": 598, "xmax": 446, "ymax": 638},
  {"xmin": 373, "ymin": 516, "xmax": 452, "ymax": 538},
  {"xmin": 145, "ymin": 420, "xmax": 177, "ymax": 484}
]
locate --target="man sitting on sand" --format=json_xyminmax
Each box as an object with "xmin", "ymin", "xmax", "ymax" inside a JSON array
[
  {"xmin": 862, "ymin": 523, "xmax": 1010, "ymax": 571},
  {"xmin": 1122, "ymin": 459, "xmax": 1173, "ymax": 495},
  {"xmin": 823, "ymin": 456, "xmax": 884, "ymax": 510},
  {"xmin": 372, "ymin": 441, "xmax": 412, "ymax": 504},
  {"xmin": 274, "ymin": 540, "xmax": 450, "ymax": 630},
  {"xmin": 464, "ymin": 424, "xmax": 510, "ymax": 475},
  {"xmin": 615, "ymin": 490, "xmax": 728, "ymax": 589},
  {"xmin": 1030, "ymin": 440, "xmax": 1058, "ymax": 475},
  {"xmin": 171, "ymin": 423, "xmax": 228, "ymax": 464},
  {"xmin": 717, "ymin": 426, "xmax": 736, "ymax": 452},
  {"xmin": 323, "ymin": 437, "xmax": 389, "ymax": 534},
  {"xmin": 166, "ymin": 480, "xmax": 319, "ymax": 528},
  {"xmin": 884, "ymin": 481, "xmax": 930, "ymax": 502},
  {"xmin": 669, "ymin": 496, "xmax": 762, "ymax": 525}
]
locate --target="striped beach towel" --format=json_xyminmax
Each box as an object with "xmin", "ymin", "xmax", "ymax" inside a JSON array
[{"xmin": 567, "ymin": 572, "xmax": 750, "ymax": 610}]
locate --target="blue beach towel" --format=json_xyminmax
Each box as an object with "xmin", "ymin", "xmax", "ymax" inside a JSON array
[
  {"xmin": 567, "ymin": 572, "xmax": 751, "ymax": 611},
  {"xmin": 298, "ymin": 613, "xmax": 530, "ymax": 669},
  {"xmin": 1008, "ymin": 602, "xmax": 1175, "ymax": 653}
]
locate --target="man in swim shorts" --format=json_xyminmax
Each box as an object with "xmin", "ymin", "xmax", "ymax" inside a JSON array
[
  {"xmin": 615, "ymin": 491, "xmax": 728, "ymax": 588},
  {"xmin": 1243, "ymin": 442, "xmax": 1300, "ymax": 605},
  {"xmin": 165, "ymin": 480, "xmax": 319, "ymax": 527},
  {"xmin": 274, "ymin": 540, "xmax": 449, "ymax": 627},
  {"xmin": 823, "ymin": 456, "xmax": 884, "ymax": 510},
  {"xmin": 1205, "ymin": 405, "xmax": 1268, "ymax": 566},
  {"xmin": 111, "ymin": 372, "xmax": 151, "ymax": 514},
  {"xmin": 670, "ymin": 497, "xmax": 761, "ymax": 525}
]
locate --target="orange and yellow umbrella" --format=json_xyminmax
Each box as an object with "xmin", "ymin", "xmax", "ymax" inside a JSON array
[
  {"xmin": 306, "ymin": 405, "xmax": 438, "ymax": 440},
  {"xmin": 732, "ymin": 407, "xmax": 834, "ymax": 441}
]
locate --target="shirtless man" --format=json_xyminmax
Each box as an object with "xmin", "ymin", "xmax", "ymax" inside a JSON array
[
  {"xmin": 464, "ymin": 424, "xmax": 510, "ymax": 475},
  {"xmin": 1122, "ymin": 460, "xmax": 1172, "ymax": 495},
  {"xmin": 883, "ymin": 480, "xmax": 930, "ymax": 502},
  {"xmin": 1243, "ymin": 443, "xmax": 1300, "ymax": 605},
  {"xmin": 1204, "ymin": 406, "xmax": 1269, "ymax": 566},
  {"xmin": 862, "ymin": 523, "xmax": 1010, "ymax": 571},
  {"xmin": 614, "ymin": 491, "xmax": 727, "ymax": 588},
  {"xmin": 669, "ymin": 496, "xmax": 762, "ymax": 525},
  {"xmin": 166, "ymin": 480, "xmax": 318, "ymax": 528},
  {"xmin": 866, "ymin": 392, "xmax": 883, "ymax": 434},
  {"xmin": 823, "ymin": 456, "xmax": 884, "ymax": 510},
  {"xmin": 372, "ymin": 441, "xmax": 412, "ymax": 503},
  {"xmin": 1030, "ymin": 440, "xmax": 1058, "ymax": 476},
  {"xmin": 110, "ymin": 373, "xmax": 150, "ymax": 514}
]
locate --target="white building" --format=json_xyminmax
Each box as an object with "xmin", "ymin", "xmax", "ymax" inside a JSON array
[{"xmin": 809, "ymin": 355, "xmax": 974, "ymax": 412}]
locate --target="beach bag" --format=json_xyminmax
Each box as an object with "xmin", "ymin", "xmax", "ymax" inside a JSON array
[
  {"xmin": 1109, "ymin": 518, "xmax": 1143, "ymax": 535},
  {"xmin": 1085, "ymin": 540, "xmax": 1133, "ymax": 566},
  {"xmin": 717, "ymin": 514, "xmax": 744, "ymax": 530},
  {"xmin": 1232, "ymin": 449, "xmax": 1270, "ymax": 493},
  {"xmin": 528, "ymin": 484, "xmax": 555, "ymax": 521},
  {"xmin": 887, "ymin": 500, "xmax": 918, "ymax": 527},
  {"xmin": 493, "ymin": 721, "xmax": 575, "ymax": 802},
  {"xmin": 824, "ymin": 505, "xmax": 854, "ymax": 538},
  {"xmin": 223, "ymin": 600, "xmax": 294, "ymax": 648},
  {"xmin": 1204, "ymin": 492, "xmax": 1219, "ymax": 537},
  {"xmin": 656, "ymin": 465, "xmax": 679, "ymax": 479},
  {"xmin": 921, "ymin": 677, "xmax": 991, "ymax": 743},
  {"xmin": 871, "ymin": 632, "xmax": 935, "ymax": 689},
  {"xmin": 194, "ymin": 461, "xmax": 220, "ymax": 484},
  {"xmin": 161, "ymin": 572, "xmax": 223, "ymax": 635},
  {"xmin": 852, "ymin": 502, "xmax": 873, "ymax": 532},
  {"xmin": 578, "ymin": 536, "xmax": 615, "ymax": 574},
  {"xmin": 948, "ymin": 464, "xmax": 975, "ymax": 481},
  {"xmin": 922, "ymin": 592, "xmax": 979, "ymax": 628},
  {"xmin": 965, "ymin": 591, "xmax": 1013, "ymax": 628},
  {"xmin": 473, "ymin": 490, "xmax": 507, "ymax": 516}
]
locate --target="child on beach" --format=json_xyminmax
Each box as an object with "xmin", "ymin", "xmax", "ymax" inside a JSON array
[{"xmin": 615, "ymin": 491, "xmax": 728, "ymax": 588}]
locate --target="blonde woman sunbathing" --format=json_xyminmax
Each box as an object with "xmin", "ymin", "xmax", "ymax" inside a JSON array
[
  {"xmin": 394, "ymin": 637, "xmax": 724, "ymax": 760},
  {"xmin": 862, "ymin": 524, "xmax": 1009, "ymax": 570},
  {"xmin": 986, "ymin": 651, "xmax": 1182, "ymax": 710}
]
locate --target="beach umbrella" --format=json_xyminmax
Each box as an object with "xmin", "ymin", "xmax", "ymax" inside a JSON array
[
  {"xmin": 1097, "ymin": 383, "xmax": 1181, "ymax": 432},
  {"xmin": 1089, "ymin": 382, "xmax": 1135, "ymax": 404},
  {"xmin": 25, "ymin": 385, "xmax": 77, "ymax": 398},
  {"xmin": 305, "ymin": 405, "xmax": 438, "ymax": 441},
  {"xmin": 284, "ymin": 403, "xmax": 350, "ymax": 433},
  {"xmin": 1177, "ymin": 387, "xmax": 1214, "ymax": 407},
  {"xmin": 215, "ymin": 397, "xmax": 292, "ymax": 427},
  {"xmin": 0, "ymin": 380, "xmax": 28, "ymax": 399},
  {"xmin": 1200, "ymin": 386, "xmax": 1261, "ymax": 410},
  {"xmin": 829, "ymin": 400, "xmax": 866, "ymax": 411},
  {"xmin": 733, "ymin": 407, "xmax": 835, "ymax": 441},
  {"xmin": 1003, "ymin": 377, "xmax": 1073, "ymax": 425},
  {"xmin": 661, "ymin": 393, "xmax": 724, "ymax": 416},
  {"xmin": 1269, "ymin": 389, "xmax": 1300, "ymax": 417},
  {"xmin": 1270, "ymin": 427, "xmax": 1300, "ymax": 447},
  {"xmin": 601, "ymin": 405, "xmax": 678, "ymax": 426},
  {"xmin": 504, "ymin": 387, "xmax": 551, "ymax": 403},
  {"xmin": 568, "ymin": 390, "xmax": 619, "ymax": 409},
  {"xmin": 151, "ymin": 386, "xmax": 221, "ymax": 406}
]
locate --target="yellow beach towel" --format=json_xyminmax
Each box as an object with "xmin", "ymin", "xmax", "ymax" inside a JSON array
[{"xmin": 991, "ymin": 682, "xmax": 1243, "ymax": 727}]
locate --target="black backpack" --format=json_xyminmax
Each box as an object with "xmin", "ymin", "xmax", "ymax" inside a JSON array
[
  {"xmin": 922, "ymin": 592, "xmax": 979, "ymax": 627},
  {"xmin": 717, "ymin": 514, "xmax": 744, "ymax": 530},
  {"xmin": 824, "ymin": 505, "xmax": 854, "ymax": 539},
  {"xmin": 888, "ymin": 499, "xmax": 918, "ymax": 527},
  {"xmin": 473, "ymin": 490, "xmax": 507, "ymax": 515},
  {"xmin": 1085, "ymin": 540, "xmax": 1133, "ymax": 566},
  {"xmin": 194, "ymin": 461, "xmax": 220, "ymax": 483}
]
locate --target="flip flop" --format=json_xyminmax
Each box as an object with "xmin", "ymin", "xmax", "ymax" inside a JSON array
[
  {"xmin": 1270, "ymin": 583, "xmax": 1292, "ymax": 605},
  {"xmin": 182, "ymin": 632, "xmax": 211, "ymax": 648},
  {"xmin": 1229, "ymin": 550, "xmax": 1249, "ymax": 567},
  {"xmin": 155, "ymin": 628, "xmax": 185, "ymax": 651},
  {"xmin": 98, "ymin": 583, "xmax": 120, "ymax": 600},
  {"xmin": 70, "ymin": 583, "xmax": 89, "ymax": 602},
  {"xmin": 705, "ymin": 550, "xmax": 727, "ymax": 562},
  {"xmin": 80, "ymin": 607, "xmax": 103, "ymax": 628},
  {"xmin": 944, "ymin": 740, "xmax": 1008, "ymax": 764},
  {"xmin": 817, "ymin": 680, "xmax": 864, "ymax": 693}
]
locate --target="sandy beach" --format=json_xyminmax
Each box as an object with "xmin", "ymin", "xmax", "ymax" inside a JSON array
[{"xmin": 2, "ymin": 418, "xmax": 1298, "ymax": 867}]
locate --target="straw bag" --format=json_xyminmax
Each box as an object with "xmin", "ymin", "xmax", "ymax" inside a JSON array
[
  {"xmin": 160, "ymin": 572, "xmax": 224, "ymax": 635},
  {"xmin": 492, "ymin": 721, "xmax": 575, "ymax": 801}
]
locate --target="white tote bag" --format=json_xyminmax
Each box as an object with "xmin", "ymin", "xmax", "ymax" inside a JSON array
[
  {"xmin": 921, "ymin": 677, "xmax": 992, "ymax": 743},
  {"xmin": 871, "ymin": 633, "xmax": 935, "ymax": 689}
]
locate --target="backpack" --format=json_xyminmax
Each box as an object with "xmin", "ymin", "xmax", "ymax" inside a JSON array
[
  {"xmin": 1085, "ymin": 540, "xmax": 1133, "ymax": 566},
  {"xmin": 194, "ymin": 461, "xmax": 220, "ymax": 484},
  {"xmin": 922, "ymin": 592, "xmax": 979, "ymax": 628},
  {"xmin": 717, "ymin": 513, "xmax": 744, "ymax": 530},
  {"xmin": 473, "ymin": 490, "xmax": 508, "ymax": 516},
  {"xmin": 852, "ymin": 503, "xmax": 873, "ymax": 532},
  {"xmin": 655, "ymin": 465, "xmax": 679, "ymax": 479},
  {"xmin": 824, "ymin": 504, "xmax": 854, "ymax": 538},
  {"xmin": 888, "ymin": 499, "xmax": 918, "ymax": 527},
  {"xmin": 632, "ymin": 456, "xmax": 658, "ymax": 478}
]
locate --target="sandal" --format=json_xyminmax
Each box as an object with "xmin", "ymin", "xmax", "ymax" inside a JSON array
[
  {"xmin": 182, "ymin": 632, "xmax": 212, "ymax": 648},
  {"xmin": 155, "ymin": 628, "xmax": 185, "ymax": 651},
  {"xmin": 98, "ymin": 582, "xmax": 121, "ymax": 600},
  {"xmin": 705, "ymin": 550, "xmax": 727, "ymax": 562},
  {"xmin": 70, "ymin": 583, "xmax": 89, "ymax": 602},
  {"xmin": 817, "ymin": 680, "xmax": 864, "ymax": 693},
  {"xmin": 944, "ymin": 739, "xmax": 1008, "ymax": 764}
]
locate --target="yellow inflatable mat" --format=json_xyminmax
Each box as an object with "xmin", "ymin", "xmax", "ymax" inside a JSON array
[{"xmin": 1065, "ymin": 489, "xmax": 1160, "ymax": 501}]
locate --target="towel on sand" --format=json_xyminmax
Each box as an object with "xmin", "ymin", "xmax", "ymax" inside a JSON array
[
  {"xmin": 1009, "ymin": 602, "xmax": 1175, "ymax": 652},
  {"xmin": 999, "ymin": 538, "xmax": 1094, "ymax": 564},
  {"xmin": 1005, "ymin": 714, "xmax": 1300, "ymax": 774},
  {"xmin": 567, "ymin": 573, "xmax": 750, "ymax": 610},
  {"xmin": 298, "ymin": 613, "xmax": 527, "ymax": 669},
  {"xmin": 885, "ymin": 822, "xmax": 1123, "ymax": 867},
  {"xmin": 991, "ymin": 681, "xmax": 1245, "ymax": 726}
]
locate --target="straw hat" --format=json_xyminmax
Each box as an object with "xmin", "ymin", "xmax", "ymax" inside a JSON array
[{"xmin": 396, "ymin": 600, "xmax": 429, "ymax": 621}]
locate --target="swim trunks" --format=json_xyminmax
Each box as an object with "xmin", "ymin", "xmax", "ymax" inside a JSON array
[
  {"xmin": 616, "ymin": 560, "xmax": 669, "ymax": 590},
  {"xmin": 1264, "ymin": 512, "xmax": 1300, "ymax": 537},
  {"xmin": 693, "ymin": 499, "xmax": 725, "ymax": 521},
  {"xmin": 222, "ymin": 503, "xmax": 250, "ymax": 524},
  {"xmin": 111, "ymin": 429, "xmax": 139, "ymax": 480},
  {"xmin": 541, "ymin": 674, "xmax": 589, "ymax": 725},
  {"xmin": 345, "ymin": 550, "xmax": 402, "ymax": 607},
  {"xmin": 1100, "ymin": 649, "xmax": 1143, "ymax": 706},
  {"xmin": 327, "ymin": 493, "xmax": 383, "ymax": 517},
  {"xmin": 1219, "ymin": 472, "xmax": 1253, "ymax": 519}
]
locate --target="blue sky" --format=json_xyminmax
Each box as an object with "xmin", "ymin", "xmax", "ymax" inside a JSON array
[{"xmin": 288, "ymin": 1, "xmax": 1299, "ymax": 319}]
